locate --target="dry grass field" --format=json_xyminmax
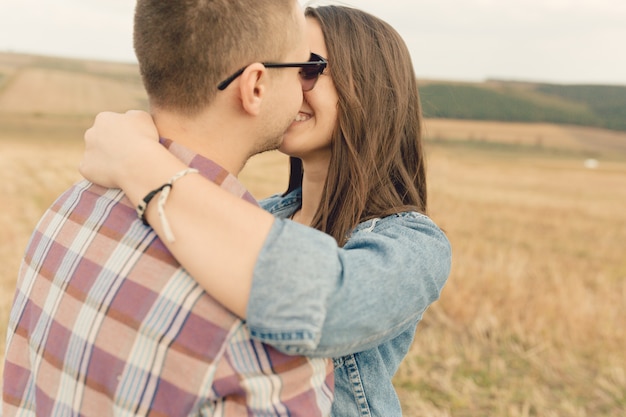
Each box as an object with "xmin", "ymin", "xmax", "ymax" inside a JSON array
[
  {"xmin": 1, "ymin": 53, "xmax": 625, "ymax": 415},
  {"xmin": 395, "ymin": 138, "xmax": 626, "ymax": 416}
]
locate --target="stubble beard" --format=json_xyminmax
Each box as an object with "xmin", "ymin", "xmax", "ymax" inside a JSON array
[
  {"xmin": 245, "ymin": 133, "xmax": 279, "ymax": 162},
  {"xmin": 248, "ymin": 115, "xmax": 294, "ymax": 158}
]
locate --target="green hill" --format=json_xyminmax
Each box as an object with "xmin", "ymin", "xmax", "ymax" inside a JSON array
[
  {"xmin": 419, "ymin": 80, "xmax": 626, "ymax": 131},
  {"xmin": 2, "ymin": 52, "xmax": 626, "ymax": 132}
]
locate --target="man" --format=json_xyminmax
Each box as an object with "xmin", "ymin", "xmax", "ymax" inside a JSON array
[{"xmin": 2, "ymin": 0, "xmax": 332, "ymax": 415}]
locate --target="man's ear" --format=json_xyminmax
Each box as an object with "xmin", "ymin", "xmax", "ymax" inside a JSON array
[{"xmin": 238, "ymin": 63, "xmax": 266, "ymax": 116}]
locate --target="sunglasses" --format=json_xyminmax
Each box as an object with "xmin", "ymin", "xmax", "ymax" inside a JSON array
[{"xmin": 217, "ymin": 52, "xmax": 328, "ymax": 91}]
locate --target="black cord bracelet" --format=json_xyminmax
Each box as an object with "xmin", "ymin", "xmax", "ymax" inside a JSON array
[{"xmin": 135, "ymin": 183, "xmax": 171, "ymax": 225}]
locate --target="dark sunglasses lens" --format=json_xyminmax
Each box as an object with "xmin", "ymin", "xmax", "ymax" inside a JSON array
[{"xmin": 299, "ymin": 64, "xmax": 324, "ymax": 91}]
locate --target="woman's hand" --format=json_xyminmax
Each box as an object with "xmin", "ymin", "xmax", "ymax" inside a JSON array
[{"xmin": 80, "ymin": 110, "xmax": 160, "ymax": 188}]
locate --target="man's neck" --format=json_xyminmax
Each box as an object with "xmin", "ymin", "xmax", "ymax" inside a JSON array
[{"xmin": 152, "ymin": 109, "xmax": 250, "ymax": 176}]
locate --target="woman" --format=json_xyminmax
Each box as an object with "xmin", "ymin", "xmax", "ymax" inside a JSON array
[{"xmin": 81, "ymin": 6, "xmax": 451, "ymax": 416}]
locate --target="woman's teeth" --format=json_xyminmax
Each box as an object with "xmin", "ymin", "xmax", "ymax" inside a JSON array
[{"xmin": 295, "ymin": 113, "xmax": 311, "ymax": 122}]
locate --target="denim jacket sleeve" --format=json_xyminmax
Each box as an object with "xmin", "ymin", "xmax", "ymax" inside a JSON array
[{"xmin": 247, "ymin": 201, "xmax": 452, "ymax": 358}]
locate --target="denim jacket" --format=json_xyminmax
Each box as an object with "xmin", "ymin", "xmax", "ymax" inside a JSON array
[{"xmin": 248, "ymin": 188, "xmax": 452, "ymax": 417}]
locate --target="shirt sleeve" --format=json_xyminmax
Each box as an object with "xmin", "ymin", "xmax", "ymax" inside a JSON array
[
  {"xmin": 247, "ymin": 212, "xmax": 452, "ymax": 357},
  {"xmin": 209, "ymin": 323, "xmax": 333, "ymax": 416}
]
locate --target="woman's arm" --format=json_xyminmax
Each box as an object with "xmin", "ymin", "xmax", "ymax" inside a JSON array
[
  {"xmin": 247, "ymin": 212, "xmax": 451, "ymax": 357},
  {"xmin": 81, "ymin": 111, "xmax": 274, "ymax": 317},
  {"xmin": 81, "ymin": 111, "xmax": 452, "ymax": 357}
]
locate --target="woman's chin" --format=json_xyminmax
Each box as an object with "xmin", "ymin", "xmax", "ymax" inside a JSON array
[
  {"xmin": 277, "ymin": 142, "xmax": 295, "ymax": 157},
  {"xmin": 277, "ymin": 139, "xmax": 304, "ymax": 159}
]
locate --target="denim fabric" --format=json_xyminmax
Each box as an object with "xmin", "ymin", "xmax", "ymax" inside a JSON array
[{"xmin": 248, "ymin": 189, "xmax": 452, "ymax": 416}]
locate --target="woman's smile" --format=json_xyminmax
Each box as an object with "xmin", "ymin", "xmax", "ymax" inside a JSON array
[{"xmin": 294, "ymin": 111, "xmax": 312, "ymax": 122}]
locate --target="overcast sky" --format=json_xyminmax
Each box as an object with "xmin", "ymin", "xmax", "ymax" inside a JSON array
[{"xmin": 1, "ymin": 0, "xmax": 625, "ymax": 85}]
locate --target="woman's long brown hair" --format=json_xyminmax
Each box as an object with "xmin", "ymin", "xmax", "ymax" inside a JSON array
[{"xmin": 286, "ymin": 6, "xmax": 427, "ymax": 246}]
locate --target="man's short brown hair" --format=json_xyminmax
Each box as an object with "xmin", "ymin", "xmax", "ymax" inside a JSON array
[{"xmin": 134, "ymin": 0, "xmax": 300, "ymax": 114}]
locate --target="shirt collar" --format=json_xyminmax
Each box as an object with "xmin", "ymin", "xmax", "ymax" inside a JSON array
[{"xmin": 160, "ymin": 137, "xmax": 257, "ymax": 205}]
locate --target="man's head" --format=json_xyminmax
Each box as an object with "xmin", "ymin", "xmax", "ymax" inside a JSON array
[{"xmin": 134, "ymin": 0, "xmax": 305, "ymax": 116}]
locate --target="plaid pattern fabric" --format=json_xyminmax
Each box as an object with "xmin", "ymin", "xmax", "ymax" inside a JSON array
[{"xmin": 3, "ymin": 139, "xmax": 333, "ymax": 416}]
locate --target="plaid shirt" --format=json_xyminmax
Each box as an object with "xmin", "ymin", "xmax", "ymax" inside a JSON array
[{"xmin": 3, "ymin": 139, "xmax": 333, "ymax": 416}]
